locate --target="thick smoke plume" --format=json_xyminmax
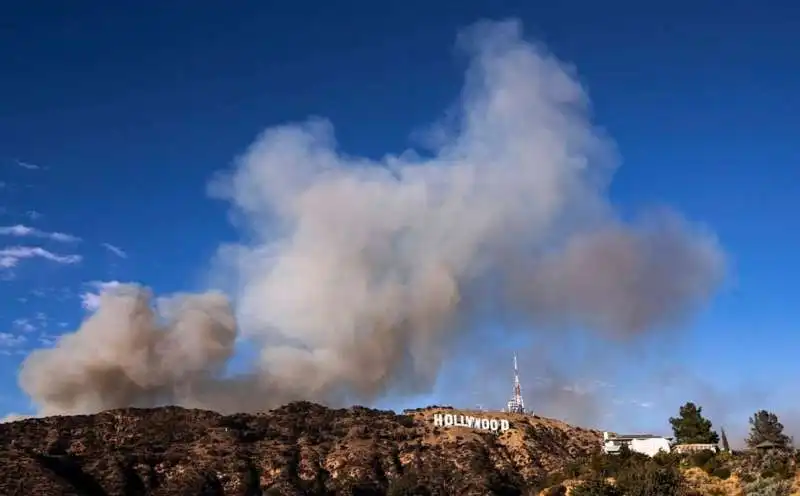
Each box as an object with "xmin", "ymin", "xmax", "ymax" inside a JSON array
[{"xmin": 18, "ymin": 20, "xmax": 724, "ymax": 416}]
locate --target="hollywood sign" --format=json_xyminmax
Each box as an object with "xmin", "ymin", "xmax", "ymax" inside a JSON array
[{"xmin": 432, "ymin": 413, "xmax": 511, "ymax": 432}]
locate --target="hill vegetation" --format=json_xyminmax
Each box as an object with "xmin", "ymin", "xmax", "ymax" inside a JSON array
[
  {"xmin": 0, "ymin": 402, "xmax": 600, "ymax": 495},
  {"xmin": 0, "ymin": 401, "xmax": 797, "ymax": 495}
]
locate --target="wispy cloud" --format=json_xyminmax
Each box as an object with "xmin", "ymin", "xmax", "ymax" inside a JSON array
[
  {"xmin": 38, "ymin": 334, "xmax": 58, "ymax": 347},
  {"xmin": 11, "ymin": 318, "xmax": 36, "ymax": 333},
  {"xmin": 81, "ymin": 280, "xmax": 122, "ymax": 311},
  {"xmin": 611, "ymin": 398, "xmax": 655, "ymax": 409},
  {"xmin": 25, "ymin": 286, "xmax": 72, "ymax": 301},
  {"xmin": 0, "ymin": 332, "xmax": 26, "ymax": 348},
  {"xmin": 556, "ymin": 379, "xmax": 615, "ymax": 396},
  {"xmin": 101, "ymin": 242, "xmax": 127, "ymax": 259},
  {"xmin": 0, "ymin": 246, "xmax": 82, "ymax": 268},
  {"xmin": 13, "ymin": 159, "xmax": 42, "ymax": 170},
  {"xmin": 9, "ymin": 314, "xmax": 48, "ymax": 335},
  {"xmin": 0, "ymin": 224, "xmax": 80, "ymax": 243}
]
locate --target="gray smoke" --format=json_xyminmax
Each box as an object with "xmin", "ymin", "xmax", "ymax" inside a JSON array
[{"xmin": 17, "ymin": 19, "xmax": 725, "ymax": 416}]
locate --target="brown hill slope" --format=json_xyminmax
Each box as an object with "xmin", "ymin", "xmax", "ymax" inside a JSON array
[{"xmin": 0, "ymin": 402, "xmax": 602, "ymax": 495}]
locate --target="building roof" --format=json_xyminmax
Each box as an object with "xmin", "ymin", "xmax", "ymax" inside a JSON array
[
  {"xmin": 755, "ymin": 441, "xmax": 778, "ymax": 449},
  {"xmin": 607, "ymin": 434, "xmax": 668, "ymax": 440}
]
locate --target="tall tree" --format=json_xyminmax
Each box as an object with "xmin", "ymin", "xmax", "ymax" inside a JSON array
[
  {"xmin": 669, "ymin": 402, "xmax": 720, "ymax": 444},
  {"xmin": 720, "ymin": 427, "xmax": 730, "ymax": 452},
  {"xmin": 746, "ymin": 410, "xmax": 792, "ymax": 449}
]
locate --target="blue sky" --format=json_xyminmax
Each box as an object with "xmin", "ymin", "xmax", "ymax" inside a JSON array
[{"xmin": 1, "ymin": 0, "xmax": 798, "ymax": 442}]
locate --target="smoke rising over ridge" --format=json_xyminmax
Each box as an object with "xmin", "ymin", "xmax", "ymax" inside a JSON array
[{"xmin": 18, "ymin": 20, "xmax": 725, "ymax": 416}]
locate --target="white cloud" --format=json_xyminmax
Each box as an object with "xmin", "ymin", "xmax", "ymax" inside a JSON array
[
  {"xmin": 38, "ymin": 335, "xmax": 58, "ymax": 347},
  {"xmin": 0, "ymin": 349, "xmax": 27, "ymax": 356},
  {"xmin": 12, "ymin": 318, "xmax": 36, "ymax": 333},
  {"xmin": 0, "ymin": 332, "xmax": 26, "ymax": 348},
  {"xmin": 14, "ymin": 159, "xmax": 41, "ymax": 170},
  {"xmin": 101, "ymin": 242, "xmax": 127, "ymax": 258},
  {"xmin": 611, "ymin": 398, "xmax": 655, "ymax": 409},
  {"xmin": 560, "ymin": 380, "xmax": 614, "ymax": 396},
  {"xmin": 80, "ymin": 280, "xmax": 123, "ymax": 311},
  {"xmin": 50, "ymin": 232, "xmax": 79, "ymax": 243},
  {"xmin": 0, "ymin": 224, "xmax": 80, "ymax": 243},
  {"xmin": 7, "ymin": 314, "xmax": 48, "ymax": 335},
  {"xmin": 0, "ymin": 246, "xmax": 81, "ymax": 268}
]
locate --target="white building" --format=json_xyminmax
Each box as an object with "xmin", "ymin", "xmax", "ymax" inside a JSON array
[{"xmin": 602, "ymin": 431, "xmax": 673, "ymax": 457}]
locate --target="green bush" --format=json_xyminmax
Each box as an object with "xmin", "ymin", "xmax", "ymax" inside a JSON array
[
  {"xmin": 760, "ymin": 452, "xmax": 796, "ymax": 480},
  {"xmin": 585, "ymin": 450, "xmax": 651, "ymax": 479},
  {"xmin": 742, "ymin": 477, "xmax": 793, "ymax": 496},
  {"xmin": 615, "ymin": 462, "xmax": 686, "ymax": 496},
  {"xmin": 387, "ymin": 472, "xmax": 431, "ymax": 496},
  {"xmin": 682, "ymin": 449, "xmax": 734, "ymax": 477},
  {"xmin": 740, "ymin": 472, "xmax": 757, "ymax": 483},
  {"xmin": 689, "ymin": 449, "xmax": 717, "ymax": 469},
  {"xmin": 716, "ymin": 451, "xmax": 733, "ymax": 463},
  {"xmin": 652, "ymin": 451, "xmax": 681, "ymax": 467},
  {"xmin": 541, "ymin": 484, "xmax": 567, "ymax": 496},
  {"xmin": 564, "ymin": 459, "xmax": 589, "ymax": 478},
  {"xmin": 711, "ymin": 466, "xmax": 732, "ymax": 480},
  {"xmin": 536, "ymin": 471, "xmax": 570, "ymax": 491},
  {"xmin": 570, "ymin": 451, "xmax": 691, "ymax": 495},
  {"xmin": 686, "ymin": 449, "xmax": 724, "ymax": 476},
  {"xmin": 571, "ymin": 479, "xmax": 622, "ymax": 496}
]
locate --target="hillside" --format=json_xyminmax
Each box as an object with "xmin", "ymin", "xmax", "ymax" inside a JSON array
[{"xmin": 0, "ymin": 402, "xmax": 603, "ymax": 495}]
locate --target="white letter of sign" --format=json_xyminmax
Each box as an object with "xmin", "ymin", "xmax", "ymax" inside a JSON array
[
  {"xmin": 444, "ymin": 414, "xmax": 454, "ymax": 426},
  {"xmin": 490, "ymin": 419, "xmax": 499, "ymax": 431},
  {"xmin": 433, "ymin": 414, "xmax": 444, "ymax": 427},
  {"xmin": 481, "ymin": 419, "xmax": 490, "ymax": 429},
  {"xmin": 500, "ymin": 419, "xmax": 510, "ymax": 432}
]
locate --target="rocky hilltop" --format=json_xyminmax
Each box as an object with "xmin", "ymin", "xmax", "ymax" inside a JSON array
[{"xmin": 0, "ymin": 402, "xmax": 602, "ymax": 495}]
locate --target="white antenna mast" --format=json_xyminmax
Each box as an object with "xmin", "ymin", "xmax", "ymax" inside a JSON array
[{"xmin": 506, "ymin": 352, "xmax": 526, "ymax": 413}]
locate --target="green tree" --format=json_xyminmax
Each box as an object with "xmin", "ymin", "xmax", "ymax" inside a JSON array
[
  {"xmin": 746, "ymin": 410, "xmax": 792, "ymax": 449},
  {"xmin": 669, "ymin": 402, "xmax": 720, "ymax": 444},
  {"xmin": 720, "ymin": 426, "xmax": 731, "ymax": 452}
]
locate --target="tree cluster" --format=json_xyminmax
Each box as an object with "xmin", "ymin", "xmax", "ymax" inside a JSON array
[
  {"xmin": 560, "ymin": 403, "xmax": 797, "ymax": 495},
  {"xmin": 668, "ymin": 402, "xmax": 793, "ymax": 451}
]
